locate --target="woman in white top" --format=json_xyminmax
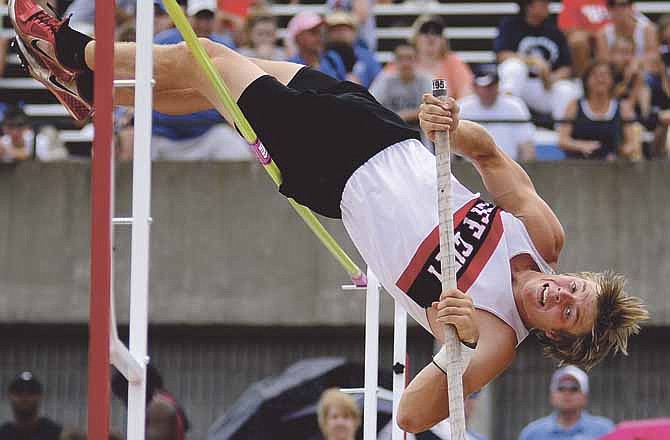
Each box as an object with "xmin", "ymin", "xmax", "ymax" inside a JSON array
[{"xmin": 595, "ymin": 0, "xmax": 658, "ymax": 70}]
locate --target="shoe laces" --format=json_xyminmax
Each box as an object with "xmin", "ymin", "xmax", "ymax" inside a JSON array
[{"xmin": 33, "ymin": 10, "xmax": 63, "ymax": 32}]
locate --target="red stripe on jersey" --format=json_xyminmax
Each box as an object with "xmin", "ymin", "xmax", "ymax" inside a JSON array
[
  {"xmin": 396, "ymin": 198, "xmax": 478, "ymax": 292},
  {"xmin": 457, "ymin": 210, "xmax": 503, "ymax": 292}
]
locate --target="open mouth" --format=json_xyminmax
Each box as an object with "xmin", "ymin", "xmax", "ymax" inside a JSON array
[{"xmin": 539, "ymin": 283, "xmax": 549, "ymax": 307}]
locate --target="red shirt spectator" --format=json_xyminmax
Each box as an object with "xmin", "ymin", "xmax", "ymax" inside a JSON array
[
  {"xmin": 558, "ymin": 0, "xmax": 611, "ymax": 76},
  {"xmin": 558, "ymin": 0, "xmax": 611, "ymax": 33},
  {"xmin": 218, "ymin": 0, "xmax": 253, "ymax": 18}
]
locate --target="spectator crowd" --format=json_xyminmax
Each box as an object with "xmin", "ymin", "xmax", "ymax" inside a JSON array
[
  {"xmin": 0, "ymin": 368, "xmax": 187, "ymax": 440},
  {"xmin": 0, "ymin": 0, "xmax": 669, "ymax": 163},
  {"xmin": 1, "ymin": 365, "xmax": 620, "ymax": 440}
]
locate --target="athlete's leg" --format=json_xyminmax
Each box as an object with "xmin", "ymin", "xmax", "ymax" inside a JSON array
[
  {"xmin": 151, "ymin": 88, "xmax": 212, "ymax": 115},
  {"xmin": 144, "ymin": 56, "xmax": 332, "ymax": 114},
  {"xmin": 85, "ymin": 40, "xmax": 311, "ymax": 109},
  {"xmin": 246, "ymin": 57, "xmax": 304, "ymax": 86},
  {"xmin": 9, "ymin": 0, "xmax": 308, "ymax": 122},
  {"xmin": 149, "ymin": 58, "xmax": 307, "ymax": 110},
  {"xmin": 83, "ymin": 39, "xmax": 268, "ymax": 123}
]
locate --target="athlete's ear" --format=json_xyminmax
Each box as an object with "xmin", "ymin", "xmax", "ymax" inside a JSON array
[{"xmin": 544, "ymin": 330, "xmax": 560, "ymax": 341}]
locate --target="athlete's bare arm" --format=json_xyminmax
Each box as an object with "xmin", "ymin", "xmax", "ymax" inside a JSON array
[
  {"xmin": 419, "ymin": 94, "xmax": 565, "ymax": 265},
  {"xmin": 398, "ymin": 309, "xmax": 516, "ymax": 432}
]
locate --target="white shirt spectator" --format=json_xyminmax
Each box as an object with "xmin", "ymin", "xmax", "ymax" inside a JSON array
[
  {"xmin": 369, "ymin": 70, "xmax": 433, "ymax": 126},
  {"xmin": 459, "ymin": 93, "xmax": 535, "ymax": 161},
  {"xmin": 369, "ymin": 69, "xmax": 433, "ymax": 148}
]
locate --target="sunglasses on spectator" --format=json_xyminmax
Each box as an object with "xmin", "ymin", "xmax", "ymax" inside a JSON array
[
  {"xmin": 557, "ymin": 385, "xmax": 581, "ymax": 392},
  {"xmin": 419, "ymin": 23, "xmax": 444, "ymax": 36}
]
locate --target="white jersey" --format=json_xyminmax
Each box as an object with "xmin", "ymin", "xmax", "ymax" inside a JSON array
[
  {"xmin": 341, "ymin": 139, "xmax": 555, "ymax": 345},
  {"xmin": 458, "ymin": 94, "xmax": 535, "ymax": 161},
  {"xmin": 603, "ymin": 14, "xmax": 650, "ymax": 57}
]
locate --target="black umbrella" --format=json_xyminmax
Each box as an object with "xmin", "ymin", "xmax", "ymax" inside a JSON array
[{"xmin": 208, "ymin": 357, "xmax": 394, "ymax": 440}]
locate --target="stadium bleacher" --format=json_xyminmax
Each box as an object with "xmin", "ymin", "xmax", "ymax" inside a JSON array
[{"xmin": 1, "ymin": 1, "xmax": 669, "ymax": 150}]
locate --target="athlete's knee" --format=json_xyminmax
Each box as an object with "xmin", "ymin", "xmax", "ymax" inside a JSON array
[
  {"xmin": 198, "ymin": 37, "xmax": 216, "ymax": 55},
  {"xmin": 169, "ymin": 41, "xmax": 195, "ymax": 70},
  {"xmin": 171, "ymin": 40, "xmax": 219, "ymax": 74},
  {"xmin": 197, "ymin": 37, "xmax": 234, "ymax": 59},
  {"xmin": 153, "ymin": 42, "xmax": 192, "ymax": 86},
  {"xmin": 397, "ymin": 396, "xmax": 426, "ymax": 433},
  {"xmin": 396, "ymin": 413, "xmax": 415, "ymax": 433}
]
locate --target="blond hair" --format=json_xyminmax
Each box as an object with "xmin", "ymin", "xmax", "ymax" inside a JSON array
[
  {"xmin": 317, "ymin": 388, "xmax": 361, "ymax": 433},
  {"xmin": 536, "ymin": 271, "xmax": 649, "ymax": 370}
]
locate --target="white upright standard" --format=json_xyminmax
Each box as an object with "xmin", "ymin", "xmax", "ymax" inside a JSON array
[
  {"xmin": 107, "ymin": 1, "xmax": 155, "ymax": 439},
  {"xmin": 341, "ymin": 267, "xmax": 408, "ymax": 440},
  {"xmin": 363, "ymin": 268, "xmax": 380, "ymax": 440}
]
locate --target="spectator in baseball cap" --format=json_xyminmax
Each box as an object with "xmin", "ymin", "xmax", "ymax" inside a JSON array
[
  {"xmin": 325, "ymin": 11, "xmax": 381, "ymax": 87},
  {"xmin": 518, "ymin": 366, "xmax": 614, "ymax": 440},
  {"xmin": 0, "ymin": 372, "xmax": 63, "ymax": 440},
  {"xmin": 188, "ymin": 0, "xmax": 218, "ymax": 37},
  {"xmin": 152, "ymin": 0, "xmax": 249, "ymax": 163},
  {"xmin": 459, "ymin": 64, "xmax": 536, "ymax": 161},
  {"xmin": 153, "ymin": 0, "xmax": 174, "ymax": 36},
  {"xmin": 155, "ymin": 0, "xmax": 235, "ymax": 48},
  {"xmin": 286, "ymin": 12, "xmax": 347, "ymax": 81},
  {"xmin": 410, "ymin": 15, "xmax": 473, "ymax": 100}
]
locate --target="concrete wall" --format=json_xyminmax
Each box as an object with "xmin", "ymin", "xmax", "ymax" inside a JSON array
[{"xmin": 0, "ymin": 161, "xmax": 668, "ymax": 325}]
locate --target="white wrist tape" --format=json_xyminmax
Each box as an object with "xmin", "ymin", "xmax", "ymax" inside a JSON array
[{"xmin": 432, "ymin": 343, "xmax": 475, "ymax": 375}]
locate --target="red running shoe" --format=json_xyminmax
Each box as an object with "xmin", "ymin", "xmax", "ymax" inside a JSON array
[
  {"xmin": 8, "ymin": 0, "xmax": 81, "ymax": 82},
  {"xmin": 14, "ymin": 37, "xmax": 93, "ymax": 120}
]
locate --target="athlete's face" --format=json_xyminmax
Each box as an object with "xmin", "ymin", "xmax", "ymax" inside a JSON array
[{"xmin": 519, "ymin": 274, "xmax": 598, "ymax": 338}]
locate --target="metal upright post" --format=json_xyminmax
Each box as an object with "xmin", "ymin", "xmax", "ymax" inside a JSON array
[
  {"xmin": 363, "ymin": 269, "xmax": 380, "ymax": 440},
  {"xmin": 392, "ymin": 302, "xmax": 407, "ymax": 440},
  {"xmin": 88, "ymin": 0, "xmax": 114, "ymax": 438},
  {"xmin": 126, "ymin": 0, "xmax": 154, "ymax": 438}
]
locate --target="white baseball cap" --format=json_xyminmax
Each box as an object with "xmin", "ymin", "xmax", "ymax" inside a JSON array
[
  {"xmin": 187, "ymin": 0, "xmax": 216, "ymax": 16},
  {"xmin": 550, "ymin": 365, "xmax": 589, "ymax": 394}
]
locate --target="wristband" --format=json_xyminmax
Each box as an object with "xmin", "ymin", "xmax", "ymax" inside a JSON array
[
  {"xmin": 462, "ymin": 339, "xmax": 478, "ymax": 350},
  {"xmin": 432, "ymin": 342, "xmax": 477, "ymax": 375},
  {"xmin": 432, "ymin": 345, "xmax": 449, "ymax": 375}
]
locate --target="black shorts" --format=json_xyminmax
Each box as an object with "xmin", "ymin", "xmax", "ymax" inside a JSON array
[{"xmin": 237, "ymin": 67, "xmax": 419, "ymax": 219}]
